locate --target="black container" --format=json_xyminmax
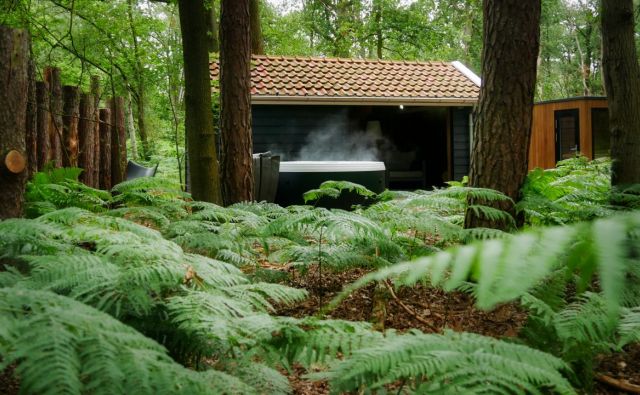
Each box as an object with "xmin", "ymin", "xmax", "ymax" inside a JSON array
[{"xmin": 275, "ymin": 161, "xmax": 386, "ymax": 208}]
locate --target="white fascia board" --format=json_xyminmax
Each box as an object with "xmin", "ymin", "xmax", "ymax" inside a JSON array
[{"xmin": 452, "ymin": 61, "xmax": 481, "ymax": 87}]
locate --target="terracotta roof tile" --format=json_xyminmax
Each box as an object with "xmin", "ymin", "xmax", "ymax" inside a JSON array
[{"xmin": 210, "ymin": 55, "xmax": 479, "ymax": 101}]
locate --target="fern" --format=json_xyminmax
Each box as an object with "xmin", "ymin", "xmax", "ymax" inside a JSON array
[
  {"xmin": 331, "ymin": 211, "xmax": 640, "ymax": 311},
  {"xmin": 0, "ymin": 288, "xmax": 257, "ymax": 395},
  {"xmin": 317, "ymin": 330, "xmax": 574, "ymax": 394}
]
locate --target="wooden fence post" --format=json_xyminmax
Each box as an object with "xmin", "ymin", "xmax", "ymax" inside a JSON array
[
  {"xmin": 25, "ymin": 58, "xmax": 37, "ymax": 178},
  {"xmin": 110, "ymin": 97, "xmax": 127, "ymax": 185},
  {"xmin": 62, "ymin": 86, "xmax": 80, "ymax": 167},
  {"xmin": 91, "ymin": 76, "xmax": 101, "ymax": 188},
  {"xmin": 0, "ymin": 26, "xmax": 29, "ymax": 219},
  {"xmin": 35, "ymin": 80, "xmax": 50, "ymax": 171},
  {"xmin": 44, "ymin": 67, "xmax": 63, "ymax": 167},
  {"xmin": 78, "ymin": 93, "xmax": 95, "ymax": 187},
  {"xmin": 99, "ymin": 108, "xmax": 112, "ymax": 190}
]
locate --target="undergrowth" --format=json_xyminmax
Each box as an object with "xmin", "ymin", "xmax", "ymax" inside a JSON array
[{"xmin": 0, "ymin": 162, "xmax": 638, "ymax": 394}]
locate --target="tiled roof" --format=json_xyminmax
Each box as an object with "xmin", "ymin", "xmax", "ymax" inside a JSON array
[{"xmin": 210, "ymin": 55, "xmax": 480, "ymax": 104}]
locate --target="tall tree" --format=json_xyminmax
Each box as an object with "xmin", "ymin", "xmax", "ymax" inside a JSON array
[
  {"xmin": 601, "ymin": 0, "xmax": 640, "ymax": 189},
  {"xmin": 250, "ymin": 0, "xmax": 265, "ymax": 54},
  {"xmin": 464, "ymin": 0, "xmax": 541, "ymax": 230},
  {"xmin": 178, "ymin": 0, "xmax": 223, "ymax": 204},
  {"xmin": 220, "ymin": 0, "xmax": 253, "ymax": 204}
]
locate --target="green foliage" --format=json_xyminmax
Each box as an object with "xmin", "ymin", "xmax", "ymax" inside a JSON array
[
  {"xmin": 317, "ymin": 330, "xmax": 574, "ymax": 394},
  {"xmin": 0, "ymin": 288, "xmax": 255, "ymax": 395},
  {"xmin": 519, "ymin": 157, "xmax": 619, "ymax": 225},
  {"xmin": 25, "ymin": 168, "xmax": 111, "ymax": 216}
]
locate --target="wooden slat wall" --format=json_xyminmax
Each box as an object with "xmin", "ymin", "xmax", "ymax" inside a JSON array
[{"xmin": 529, "ymin": 98, "xmax": 608, "ymax": 170}]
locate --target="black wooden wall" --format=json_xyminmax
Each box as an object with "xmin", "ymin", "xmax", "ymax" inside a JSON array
[
  {"xmin": 252, "ymin": 105, "xmax": 348, "ymax": 161},
  {"xmin": 451, "ymin": 107, "xmax": 471, "ymax": 181}
]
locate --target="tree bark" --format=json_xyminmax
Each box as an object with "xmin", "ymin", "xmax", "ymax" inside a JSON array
[
  {"xmin": 464, "ymin": 0, "xmax": 541, "ymax": 230},
  {"xmin": 25, "ymin": 58, "xmax": 37, "ymax": 178},
  {"xmin": 220, "ymin": 0, "xmax": 253, "ymax": 204},
  {"xmin": 206, "ymin": 0, "xmax": 220, "ymax": 53},
  {"xmin": 0, "ymin": 26, "xmax": 29, "ymax": 219},
  {"xmin": 601, "ymin": 0, "xmax": 640, "ymax": 188},
  {"xmin": 127, "ymin": 0, "xmax": 151, "ymax": 161},
  {"xmin": 99, "ymin": 108, "xmax": 112, "ymax": 190},
  {"xmin": 78, "ymin": 93, "xmax": 95, "ymax": 187},
  {"xmin": 126, "ymin": 91, "xmax": 138, "ymax": 160},
  {"xmin": 62, "ymin": 86, "xmax": 80, "ymax": 167},
  {"xmin": 178, "ymin": 0, "xmax": 223, "ymax": 204},
  {"xmin": 35, "ymin": 81, "xmax": 50, "ymax": 171},
  {"xmin": 249, "ymin": 0, "xmax": 264, "ymax": 55},
  {"xmin": 44, "ymin": 67, "xmax": 63, "ymax": 168},
  {"xmin": 110, "ymin": 97, "xmax": 127, "ymax": 186}
]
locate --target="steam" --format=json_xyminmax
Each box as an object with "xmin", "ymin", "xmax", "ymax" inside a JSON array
[{"xmin": 292, "ymin": 120, "xmax": 393, "ymax": 161}]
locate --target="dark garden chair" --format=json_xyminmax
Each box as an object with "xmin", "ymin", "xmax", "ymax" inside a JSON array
[{"xmin": 126, "ymin": 160, "xmax": 159, "ymax": 180}]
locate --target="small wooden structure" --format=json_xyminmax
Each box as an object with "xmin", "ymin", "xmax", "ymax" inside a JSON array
[{"xmin": 529, "ymin": 97, "xmax": 609, "ymax": 170}]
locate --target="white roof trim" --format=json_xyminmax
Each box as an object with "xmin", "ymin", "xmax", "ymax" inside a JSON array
[{"xmin": 452, "ymin": 61, "xmax": 481, "ymax": 87}]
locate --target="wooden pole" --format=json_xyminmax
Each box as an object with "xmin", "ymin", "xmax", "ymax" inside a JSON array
[
  {"xmin": 99, "ymin": 108, "xmax": 112, "ymax": 190},
  {"xmin": 78, "ymin": 93, "xmax": 95, "ymax": 187},
  {"xmin": 25, "ymin": 58, "xmax": 37, "ymax": 178},
  {"xmin": 35, "ymin": 80, "xmax": 50, "ymax": 171},
  {"xmin": 110, "ymin": 97, "xmax": 127, "ymax": 185},
  {"xmin": 44, "ymin": 67, "xmax": 63, "ymax": 167},
  {"xmin": 62, "ymin": 86, "xmax": 80, "ymax": 167},
  {"xmin": 91, "ymin": 76, "xmax": 101, "ymax": 188},
  {"xmin": 0, "ymin": 26, "xmax": 29, "ymax": 219}
]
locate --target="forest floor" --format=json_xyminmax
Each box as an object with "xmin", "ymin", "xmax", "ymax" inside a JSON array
[{"xmin": 267, "ymin": 265, "xmax": 640, "ymax": 395}]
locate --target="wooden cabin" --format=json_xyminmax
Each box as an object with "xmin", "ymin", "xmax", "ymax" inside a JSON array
[
  {"xmin": 211, "ymin": 55, "xmax": 481, "ymax": 188},
  {"xmin": 529, "ymin": 97, "xmax": 609, "ymax": 170}
]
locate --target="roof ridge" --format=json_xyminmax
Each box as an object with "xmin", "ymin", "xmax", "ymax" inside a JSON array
[{"xmin": 249, "ymin": 54, "xmax": 451, "ymax": 65}]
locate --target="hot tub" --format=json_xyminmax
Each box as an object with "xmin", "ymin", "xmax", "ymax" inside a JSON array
[{"xmin": 275, "ymin": 161, "xmax": 386, "ymax": 207}]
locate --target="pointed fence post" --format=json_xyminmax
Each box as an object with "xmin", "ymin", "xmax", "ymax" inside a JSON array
[
  {"xmin": 35, "ymin": 81, "xmax": 50, "ymax": 170},
  {"xmin": 44, "ymin": 67, "xmax": 63, "ymax": 167},
  {"xmin": 99, "ymin": 108, "xmax": 112, "ymax": 190},
  {"xmin": 78, "ymin": 93, "xmax": 96, "ymax": 187},
  {"xmin": 62, "ymin": 86, "xmax": 80, "ymax": 167},
  {"xmin": 25, "ymin": 58, "xmax": 37, "ymax": 178},
  {"xmin": 110, "ymin": 97, "xmax": 127, "ymax": 185},
  {"xmin": 0, "ymin": 26, "xmax": 29, "ymax": 219}
]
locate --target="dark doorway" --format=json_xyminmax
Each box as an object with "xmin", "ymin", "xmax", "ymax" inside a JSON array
[{"xmin": 555, "ymin": 109, "xmax": 580, "ymax": 162}]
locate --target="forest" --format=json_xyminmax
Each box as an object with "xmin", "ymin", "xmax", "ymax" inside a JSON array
[{"xmin": 1, "ymin": 0, "xmax": 640, "ymax": 394}]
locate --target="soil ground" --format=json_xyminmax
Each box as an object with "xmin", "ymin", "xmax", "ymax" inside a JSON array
[
  {"xmin": 271, "ymin": 265, "xmax": 640, "ymax": 395},
  {"xmin": 2, "ymin": 266, "xmax": 639, "ymax": 394}
]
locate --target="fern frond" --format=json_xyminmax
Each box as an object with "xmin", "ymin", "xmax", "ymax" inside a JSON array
[{"xmin": 319, "ymin": 330, "xmax": 574, "ymax": 394}]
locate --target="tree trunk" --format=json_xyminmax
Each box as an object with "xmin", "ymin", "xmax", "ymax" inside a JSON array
[
  {"xmin": 25, "ymin": 58, "xmax": 37, "ymax": 178},
  {"xmin": 601, "ymin": 0, "xmax": 640, "ymax": 188},
  {"xmin": 78, "ymin": 93, "xmax": 95, "ymax": 187},
  {"xmin": 44, "ymin": 67, "xmax": 63, "ymax": 168},
  {"xmin": 206, "ymin": 0, "xmax": 220, "ymax": 53},
  {"xmin": 373, "ymin": 0, "xmax": 383, "ymax": 59},
  {"xmin": 127, "ymin": 0, "xmax": 151, "ymax": 161},
  {"xmin": 110, "ymin": 97, "xmax": 127, "ymax": 186},
  {"xmin": 0, "ymin": 26, "xmax": 29, "ymax": 219},
  {"xmin": 62, "ymin": 86, "xmax": 80, "ymax": 167},
  {"xmin": 126, "ymin": 91, "xmax": 138, "ymax": 160},
  {"xmin": 35, "ymin": 81, "xmax": 50, "ymax": 171},
  {"xmin": 220, "ymin": 0, "xmax": 253, "ymax": 205},
  {"xmin": 99, "ymin": 109, "xmax": 112, "ymax": 190},
  {"xmin": 464, "ymin": 0, "xmax": 541, "ymax": 230},
  {"xmin": 178, "ymin": 0, "xmax": 223, "ymax": 204},
  {"xmin": 249, "ymin": 0, "xmax": 264, "ymax": 55}
]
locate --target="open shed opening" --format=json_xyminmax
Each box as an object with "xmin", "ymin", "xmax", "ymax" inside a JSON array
[{"xmin": 252, "ymin": 104, "xmax": 471, "ymax": 190}]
